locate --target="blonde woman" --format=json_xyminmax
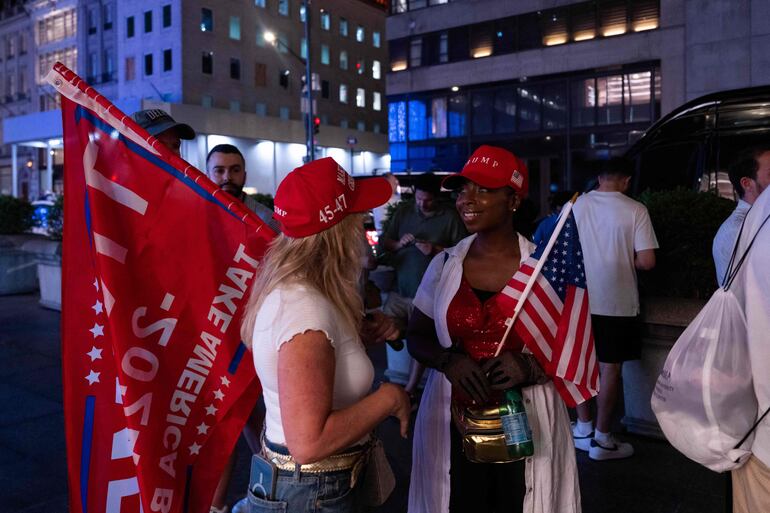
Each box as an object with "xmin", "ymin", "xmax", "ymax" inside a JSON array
[{"xmin": 241, "ymin": 157, "xmax": 410, "ymax": 513}]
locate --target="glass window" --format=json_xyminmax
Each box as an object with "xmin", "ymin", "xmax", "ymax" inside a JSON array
[
  {"xmin": 256, "ymin": 102, "xmax": 267, "ymax": 116},
  {"xmin": 431, "ymin": 97, "xmax": 447, "ymax": 138},
  {"xmin": 541, "ymin": 9, "xmax": 568, "ymax": 46},
  {"xmin": 229, "ymin": 16, "xmax": 241, "ymax": 40},
  {"xmin": 571, "ymin": 3, "xmax": 596, "ymax": 42},
  {"xmin": 254, "ymin": 62, "xmax": 266, "ymax": 86},
  {"xmin": 125, "ymin": 56, "xmax": 135, "ymax": 81},
  {"xmin": 103, "ymin": 4, "xmax": 113, "ymax": 30},
  {"xmin": 144, "ymin": 10, "xmax": 152, "ymax": 33},
  {"xmin": 230, "ymin": 58, "xmax": 240, "ymax": 79},
  {"xmin": 357, "ymin": 121, "xmax": 366, "ymax": 132},
  {"xmin": 472, "ymin": 92, "xmax": 494, "ymax": 135},
  {"xmin": 597, "ymin": 75, "xmax": 623, "ymax": 125},
  {"xmin": 278, "ymin": 0, "xmax": 289, "ymax": 16},
  {"xmin": 356, "ymin": 88, "xmax": 365, "ymax": 108},
  {"xmin": 201, "ymin": 51, "xmax": 213, "ymax": 74},
  {"xmin": 339, "ymin": 84, "xmax": 348, "ymax": 103},
  {"xmin": 299, "ymin": 5, "xmax": 306, "ymax": 22},
  {"xmin": 88, "ymin": 51, "xmax": 97, "ymax": 78},
  {"xmin": 144, "ymin": 53, "xmax": 153, "ymax": 76},
  {"xmin": 277, "ymin": 34, "xmax": 288, "ymax": 53},
  {"xmin": 340, "ymin": 119, "xmax": 349, "ymax": 129},
  {"xmin": 279, "ymin": 69, "xmax": 289, "ymax": 88},
  {"xmin": 470, "ymin": 22, "xmax": 493, "ymax": 59},
  {"xmin": 201, "ymin": 8, "xmax": 213, "ymax": 32},
  {"xmin": 373, "ymin": 31, "xmax": 381, "ymax": 47},
  {"xmin": 202, "ymin": 95, "xmax": 213, "ymax": 108},
  {"xmin": 127, "ymin": 16, "xmax": 135, "ymax": 38},
  {"xmin": 279, "ymin": 106, "xmax": 290, "ymax": 119},
  {"xmin": 632, "ymin": 0, "xmax": 659, "ymax": 32},
  {"xmin": 356, "ymin": 58, "xmax": 365, "ymax": 75},
  {"xmin": 372, "ymin": 60, "xmax": 381, "ymax": 80},
  {"xmin": 494, "ymin": 89, "xmax": 516, "ymax": 133},
  {"xmin": 356, "ymin": 25, "xmax": 365, "ymax": 43},
  {"xmin": 571, "ymin": 78, "xmax": 595, "ymax": 127},
  {"xmin": 340, "ymin": 18, "xmax": 348, "ymax": 37},
  {"xmin": 410, "ymin": 37, "xmax": 422, "ymax": 67},
  {"xmin": 88, "ymin": 8, "xmax": 97, "ymax": 34},
  {"xmin": 162, "ymin": 5, "xmax": 171, "ymax": 28},
  {"xmin": 321, "ymin": 80, "xmax": 330, "ymax": 99},
  {"xmin": 439, "ymin": 32, "xmax": 449, "ymax": 63},
  {"xmin": 624, "ymin": 71, "xmax": 652, "ymax": 123},
  {"xmin": 494, "ymin": 19, "xmax": 516, "ymax": 54},
  {"xmin": 390, "ymin": 38, "xmax": 408, "ymax": 72},
  {"xmin": 518, "ymin": 86, "xmax": 541, "ymax": 131},
  {"xmin": 408, "ymin": 99, "xmax": 427, "ymax": 140},
  {"xmin": 542, "ymin": 83, "xmax": 567, "ymax": 129},
  {"xmin": 448, "ymin": 94, "xmax": 467, "ymax": 137},
  {"xmin": 321, "ymin": 45, "xmax": 330, "ymax": 65},
  {"xmin": 230, "ymin": 100, "xmax": 240, "ymax": 112},
  {"xmin": 389, "ymin": 101, "xmax": 407, "ymax": 142},
  {"xmin": 517, "ymin": 12, "xmax": 541, "ymax": 51},
  {"xmin": 255, "ymin": 0, "xmax": 266, "ymax": 7},
  {"xmin": 339, "ymin": 50, "xmax": 348, "ymax": 70},
  {"xmin": 320, "ymin": 11, "xmax": 330, "ymax": 30},
  {"xmin": 600, "ymin": 0, "xmax": 628, "ymax": 37},
  {"xmin": 163, "ymin": 49, "xmax": 172, "ymax": 71},
  {"xmin": 373, "ymin": 91, "xmax": 382, "ymax": 111},
  {"xmin": 373, "ymin": 123, "xmax": 381, "ymax": 134}
]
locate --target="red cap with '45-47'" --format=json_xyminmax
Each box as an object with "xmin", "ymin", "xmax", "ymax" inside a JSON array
[{"xmin": 273, "ymin": 157, "xmax": 395, "ymax": 237}]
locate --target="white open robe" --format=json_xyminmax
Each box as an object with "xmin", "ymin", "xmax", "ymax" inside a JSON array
[{"xmin": 408, "ymin": 234, "xmax": 582, "ymax": 513}]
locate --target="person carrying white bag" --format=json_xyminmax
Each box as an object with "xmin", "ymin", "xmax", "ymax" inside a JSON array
[{"xmin": 651, "ymin": 182, "xmax": 770, "ymax": 513}]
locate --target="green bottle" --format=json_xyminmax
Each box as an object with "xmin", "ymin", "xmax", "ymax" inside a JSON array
[{"xmin": 499, "ymin": 387, "xmax": 534, "ymax": 458}]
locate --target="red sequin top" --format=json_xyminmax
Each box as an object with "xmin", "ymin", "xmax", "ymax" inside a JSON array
[{"xmin": 447, "ymin": 276, "xmax": 524, "ymax": 406}]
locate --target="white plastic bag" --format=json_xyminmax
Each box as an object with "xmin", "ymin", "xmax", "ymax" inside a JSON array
[{"xmin": 651, "ymin": 288, "xmax": 757, "ymax": 472}]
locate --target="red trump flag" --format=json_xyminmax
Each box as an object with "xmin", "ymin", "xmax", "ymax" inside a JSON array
[{"xmin": 48, "ymin": 63, "xmax": 276, "ymax": 513}]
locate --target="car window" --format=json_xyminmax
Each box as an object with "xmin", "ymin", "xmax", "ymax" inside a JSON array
[{"xmin": 632, "ymin": 140, "xmax": 702, "ymax": 194}]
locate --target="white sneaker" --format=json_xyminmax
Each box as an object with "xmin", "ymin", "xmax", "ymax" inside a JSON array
[
  {"xmin": 571, "ymin": 422, "xmax": 594, "ymax": 452},
  {"xmin": 589, "ymin": 435, "xmax": 634, "ymax": 461}
]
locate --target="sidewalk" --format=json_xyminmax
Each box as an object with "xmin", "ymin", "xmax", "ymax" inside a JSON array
[{"xmin": 1, "ymin": 292, "xmax": 727, "ymax": 513}]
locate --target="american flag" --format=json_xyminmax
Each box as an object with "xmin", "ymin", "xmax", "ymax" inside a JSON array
[{"xmin": 498, "ymin": 209, "xmax": 599, "ymax": 407}]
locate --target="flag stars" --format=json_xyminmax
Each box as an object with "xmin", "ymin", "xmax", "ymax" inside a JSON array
[
  {"xmin": 221, "ymin": 376, "xmax": 231, "ymax": 387},
  {"xmin": 86, "ymin": 346, "xmax": 103, "ymax": 361},
  {"xmin": 205, "ymin": 404, "xmax": 218, "ymax": 416},
  {"xmin": 188, "ymin": 442, "xmax": 201, "ymax": 455},
  {"xmin": 92, "ymin": 300, "xmax": 104, "ymax": 315},
  {"xmin": 213, "ymin": 389, "xmax": 225, "ymax": 401},
  {"xmin": 90, "ymin": 323, "xmax": 104, "ymax": 338},
  {"xmin": 93, "ymin": 278, "xmax": 100, "ymax": 291},
  {"xmin": 196, "ymin": 422, "xmax": 210, "ymax": 435},
  {"xmin": 85, "ymin": 370, "xmax": 100, "ymax": 385}
]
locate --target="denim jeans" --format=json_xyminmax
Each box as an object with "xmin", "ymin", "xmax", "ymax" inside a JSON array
[{"xmin": 247, "ymin": 466, "xmax": 361, "ymax": 513}]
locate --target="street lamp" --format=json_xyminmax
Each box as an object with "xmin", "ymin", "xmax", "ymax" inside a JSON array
[{"xmin": 263, "ymin": 0, "xmax": 315, "ymax": 163}]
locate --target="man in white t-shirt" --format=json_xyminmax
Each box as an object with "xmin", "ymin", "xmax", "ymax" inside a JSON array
[
  {"xmin": 572, "ymin": 157, "xmax": 659, "ymax": 461},
  {"xmin": 731, "ymin": 186, "xmax": 770, "ymax": 513},
  {"xmin": 712, "ymin": 145, "xmax": 770, "ymax": 285}
]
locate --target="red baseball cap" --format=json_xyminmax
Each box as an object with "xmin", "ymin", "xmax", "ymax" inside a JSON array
[
  {"xmin": 273, "ymin": 157, "xmax": 394, "ymax": 237},
  {"xmin": 442, "ymin": 145, "xmax": 528, "ymax": 196}
]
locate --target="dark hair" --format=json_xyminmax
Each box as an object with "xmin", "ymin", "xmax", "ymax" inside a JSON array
[
  {"xmin": 728, "ymin": 144, "xmax": 770, "ymax": 198},
  {"xmin": 549, "ymin": 190, "xmax": 575, "ymax": 211},
  {"xmin": 598, "ymin": 157, "xmax": 634, "ymax": 178},
  {"xmin": 206, "ymin": 144, "xmax": 245, "ymax": 166},
  {"xmin": 414, "ymin": 172, "xmax": 440, "ymax": 195}
]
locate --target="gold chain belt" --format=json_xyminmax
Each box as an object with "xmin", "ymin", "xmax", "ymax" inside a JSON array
[{"xmin": 261, "ymin": 438, "xmax": 369, "ymax": 486}]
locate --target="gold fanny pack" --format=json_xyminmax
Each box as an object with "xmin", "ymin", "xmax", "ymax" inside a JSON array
[
  {"xmin": 451, "ymin": 403, "xmax": 523, "ymax": 464},
  {"xmin": 262, "ymin": 439, "xmax": 368, "ymax": 486}
]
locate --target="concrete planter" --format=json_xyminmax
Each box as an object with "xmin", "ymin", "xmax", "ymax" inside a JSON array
[
  {"xmin": 37, "ymin": 252, "xmax": 62, "ymax": 311},
  {"xmin": 0, "ymin": 239, "xmax": 39, "ymax": 295},
  {"xmin": 621, "ymin": 296, "xmax": 707, "ymax": 439}
]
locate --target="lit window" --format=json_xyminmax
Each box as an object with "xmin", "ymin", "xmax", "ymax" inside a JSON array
[
  {"xmin": 320, "ymin": 11, "xmax": 330, "ymax": 31},
  {"xmin": 301, "ymin": 38, "xmax": 307, "ymax": 59},
  {"xmin": 357, "ymin": 120, "xmax": 365, "ymax": 131},
  {"xmin": 339, "ymin": 84, "xmax": 348, "ymax": 103},
  {"xmin": 356, "ymin": 25, "xmax": 365, "ymax": 42},
  {"xmin": 373, "ymin": 91, "xmax": 381, "ymax": 111},
  {"xmin": 340, "ymin": 18, "xmax": 348, "ymax": 37},
  {"xmin": 300, "ymin": 5, "xmax": 306, "ymax": 22},
  {"xmin": 356, "ymin": 58, "xmax": 364, "ymax": 75},
  {"xmin": 200, "ymin": 8, "xmax": 213, "ymax": 32},
  {"xmin": 372, "ymin": 60, "xmax": 381, "ymax": 80},
  {"xmin": 321, "ymin": 45, "xmax": 330, "ymax": 65},
  {"xmin": 372, "ymin": 31, "xmax": 381, "ymax": 48},
  {"xmin": 356, "ymin": 87, "xmax": 365, "ymax": 108},
  {"xmin": 255, "ymin": 0, "xmax": 265, "ymax": 7},
  {"xmin": 229, "ymin": 16, "xmax": 241, "ymax": 40},
  {"xmin": 339, "ymin": 50, "xmax": 348, "ymax": 70},
  {"xmin": 278, "ymin": 0, "xmax": 288, "ymax": 16}
]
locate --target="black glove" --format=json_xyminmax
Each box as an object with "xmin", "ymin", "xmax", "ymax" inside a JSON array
[
  {"xmin": 481, "ymin": 352, "xmax": 548, "ymax": 390},
  {"xmin": 436, "ymin": 351, "xmax": 491, "ymax": 404}
]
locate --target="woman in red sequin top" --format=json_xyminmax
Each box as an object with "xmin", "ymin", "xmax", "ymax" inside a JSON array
[{"xmin": 406, "ymin": 146, "xmax": 581, "ymax": 513}]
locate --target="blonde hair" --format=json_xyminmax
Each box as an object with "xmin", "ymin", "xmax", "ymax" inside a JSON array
[{"xmin": 241, "ymin": 214, "xmax": 365, "ymax": 345}]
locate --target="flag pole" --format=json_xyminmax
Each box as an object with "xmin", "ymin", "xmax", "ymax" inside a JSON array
[{"xmin": 493, "ymin": 193, "xmax": 580, "ymax": 357}]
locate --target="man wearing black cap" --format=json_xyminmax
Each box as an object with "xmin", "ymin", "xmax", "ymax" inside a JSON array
[{"xmin": 131, "ymin": 108, "xmax": 195, "ymax": 156}]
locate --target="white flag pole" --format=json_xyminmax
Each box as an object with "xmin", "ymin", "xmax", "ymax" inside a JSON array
[{"xmin": 493, "ymin": 193, "xmax": 579, "ymax": 358}]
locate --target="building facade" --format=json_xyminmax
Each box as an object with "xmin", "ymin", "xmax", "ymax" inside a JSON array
[
  {"xmin": 385, "ymin": 0, "xmax": 770, "ymax": 214},
  {"xmin": 2, "ymin": 0, "xmax": 390, "ymax": 199}
]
